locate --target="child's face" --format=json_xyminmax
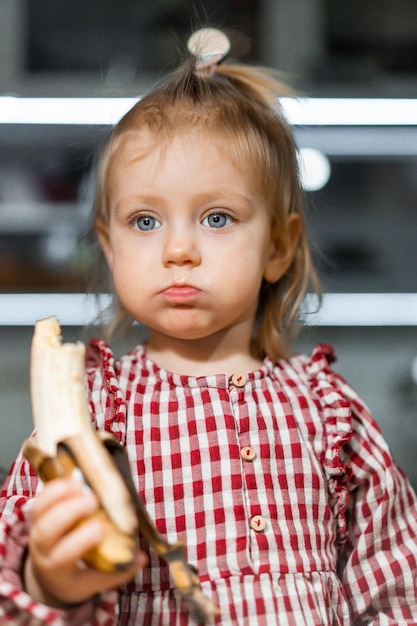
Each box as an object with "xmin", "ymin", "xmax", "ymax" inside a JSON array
[{"xmin": 99, "ymin": 129, "xmax": 293, "ymax": 348}]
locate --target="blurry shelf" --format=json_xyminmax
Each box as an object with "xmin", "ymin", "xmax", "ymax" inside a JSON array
[
  {"xmin": 305, "ymin": 293, "xmax": 417, "ymax": 327},
  {"xmin": 0, "ymin": 202, "xmax": 88, "ymax": 233},
  {"xmin": 0, "ymin": 293, "xmax": 107, "ymax": 326},
  {"xmin": 0, "ymin": 293, "xmax": 416, "ymax": 327},
  {"xmin": 294, "ymin": 126, "xmax": 417, "ymax": 157}
]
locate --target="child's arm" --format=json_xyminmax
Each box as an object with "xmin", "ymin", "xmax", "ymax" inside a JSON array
[{"xmin": 333, "ymin": 375, "xmax": 417, "ymax": 623}]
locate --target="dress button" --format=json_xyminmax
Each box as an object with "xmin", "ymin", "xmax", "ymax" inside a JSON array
[
  {"xmin": 250, "ymin": 515, "xmax": 266, "ymax": 532},
  {"xmin": 231, "ymin": 372, "xmax": 247, "ymax": 387},
  {"xmin": 240, "ymin": 446, "xmax": 256, "ymax": 461}
]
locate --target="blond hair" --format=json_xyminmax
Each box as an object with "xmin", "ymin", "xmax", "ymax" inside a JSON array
[{"xmin": 93, "ymin": 56, "xmax": 320, "ymax": 360}]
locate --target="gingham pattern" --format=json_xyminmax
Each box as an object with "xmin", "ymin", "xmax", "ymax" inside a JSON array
[{"xmin": 1, "ymin": 342, "xmax": 417, "ymax": 625}]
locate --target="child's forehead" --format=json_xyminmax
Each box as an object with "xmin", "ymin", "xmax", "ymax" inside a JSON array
[
  {"xmin": 112, "ymin": 126, "xmax": 251, "ymax": 171},
  {"xmin": 107, "ymin": 126, "xmax": 269, "ymax": 207}
]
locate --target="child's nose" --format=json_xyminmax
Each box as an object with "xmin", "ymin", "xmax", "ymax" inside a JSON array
[{"xmin": 162, "ymin": 225, "xmax": 201, "ymax": 267}]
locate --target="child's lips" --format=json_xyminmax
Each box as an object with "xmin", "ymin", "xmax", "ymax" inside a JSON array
[{"xmin": 161, "ymin": 285, "xmax": 202, "ymax": 302}]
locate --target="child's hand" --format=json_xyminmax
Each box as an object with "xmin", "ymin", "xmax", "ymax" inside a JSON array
[{"xmin": 25, "ymin": 477, "xmax": 146, "ymax": 607}]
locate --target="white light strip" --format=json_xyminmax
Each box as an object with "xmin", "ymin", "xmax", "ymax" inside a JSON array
[
  {"xmin": 304, "ymin": 293, "xmax": 417, "ymax": 326},
  {"xmin": 0, "ymin": 293, "xmax": 415, "ymax": 327},
  {"xmin": 1, "ymin": 96, "xmax": 417, "ymax": 126},
  {"xmin": 0, "ymin": 293, "xmax": 111, "ymax": 326},
  {"xmin": 282, "ymin": 98, "xmax": 417, "ymax": 127},
  {"xmin": 0, "ymin": 97, "xmax": 137, "ymax": 126}
]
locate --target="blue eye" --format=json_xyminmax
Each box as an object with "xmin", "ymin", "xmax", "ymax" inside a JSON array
[
  {"xmin": 134, "ymin": 215, "xmax": 160, "ymax": 231},
  {"xmin": 202, "ymin": 213, "xmax": 232, "ymax": 229}
]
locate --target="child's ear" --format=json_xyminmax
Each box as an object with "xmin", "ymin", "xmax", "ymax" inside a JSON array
[
  {"xmin": 96, "ymin": 220, "xmax": 113, "ymax": 268},
  {"xmin": 263, "ymin": 213, "xmax": 301, "ymax": 283}
]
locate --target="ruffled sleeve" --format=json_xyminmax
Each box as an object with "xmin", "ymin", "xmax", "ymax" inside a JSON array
[
  {"xmin": 85, "ymin": 338, "xmax": 128, "ymax": 445},
  {"xmin": 304, "ymin": 344, "xmax": 353, "ymax": 546},
  {"xmin": 304, "ymin": 344, "xmax": 417, "ymax": 623}
]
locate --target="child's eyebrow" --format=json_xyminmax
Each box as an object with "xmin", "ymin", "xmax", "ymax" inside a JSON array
[
  {"xmin": 113, "ymin": 193, "xmax": 172, "ymax": 215},
  {"xmin": 113, "ymin": 190, "xmax": 258, "ymax": 211}
]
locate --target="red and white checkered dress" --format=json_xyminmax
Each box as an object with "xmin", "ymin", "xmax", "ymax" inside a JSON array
[{"xmin": 1, "ymin": 341, "xmax": 417, "ymax": 625}]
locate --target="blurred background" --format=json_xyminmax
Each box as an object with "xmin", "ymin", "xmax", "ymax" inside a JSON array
[{"xmin": 0, "ymin": 0, "xmax": 416, "ymax": 487}]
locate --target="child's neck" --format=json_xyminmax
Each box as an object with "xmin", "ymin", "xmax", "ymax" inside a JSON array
[{"xmin": 145, "ymin": 332, "xmax": 263, "ymax": 378}]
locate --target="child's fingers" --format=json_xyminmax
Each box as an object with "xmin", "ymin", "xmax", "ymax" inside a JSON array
[
  {"xmin": 38, "ymin": 516, "xmax": 106, "ymax": 569},
  {"xmin": 30, "ymin": 482, "xmax": 101, "ymax": 556},
  {"xmin": 31, "ymin": 477, "xmax": 90, "ymax": 517},
  {"xmin": 30, "ymin": 497, "xmax": 100, "ymax": 558}
]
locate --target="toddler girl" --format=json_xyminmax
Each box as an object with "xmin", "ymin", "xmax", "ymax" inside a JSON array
[{"xmin": 1, "ymin": 29, "xmax": 417, "ymax": 625}]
